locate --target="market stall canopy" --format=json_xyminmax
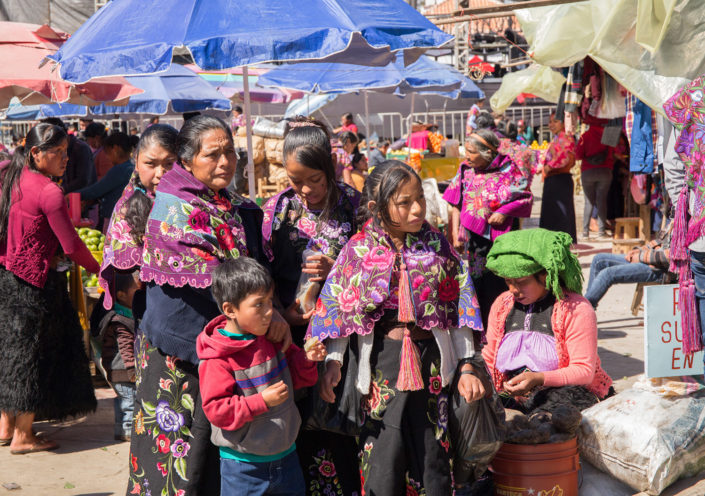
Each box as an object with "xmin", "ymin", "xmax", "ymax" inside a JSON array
[
  {"xmin": 491, "ymin": 64, "xmax": 566, "ymax": 114},
  {"xmin": 2, "ymin": 97, "xmax": 87, "ymax": 120},
  {"xmin": 0, "ymin": 22, "xmax": 143, "ymax": 108},
  {"xmin": 90, "ymin": 64, "xmax": 231, "ymax": 115},
  {"xmin": 47, "ymin": 0, "xmax": 454, "ymax": 84},
  {"xmin": 258, "ymin": 54, "xmax": 483, "ymax": 98},
  {"xmin": 509, "ymin": 0, "xmax": 705, "ymax": 114}
]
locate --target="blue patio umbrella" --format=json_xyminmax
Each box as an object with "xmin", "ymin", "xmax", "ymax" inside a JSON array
[
  {"xmin": 90, "ymin": 64, "xmax": 231, "ymax": 115},
  {"xmin": 3, "ymin": 98, "xmax": 87, "ymax": 120},
  {"xmin": 259, "ymin": 55, "xmax": 484, "ymax": 135},
  {"xmin": 47, "ymin": 0, "xmax": 452, "ymax": 199}
]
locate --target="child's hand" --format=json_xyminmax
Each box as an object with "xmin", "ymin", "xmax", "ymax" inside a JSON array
[
  {"xmin": 305, "ymin": 341, "xmax": 326, "ymax": 362},
  {"xmin": 319, "ymin": 360, "xmax": 342, "ymax": 404},
  {"xmin": 262, "ymin": 380, "xmax": 289, "ymax": 408}
]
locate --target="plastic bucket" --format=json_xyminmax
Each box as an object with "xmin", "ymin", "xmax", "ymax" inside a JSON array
[{"xmin": 490, "ymin": 438, "xmax": 579, "ymax": 496}]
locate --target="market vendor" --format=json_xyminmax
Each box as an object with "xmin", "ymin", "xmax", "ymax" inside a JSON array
[
  {"xmin": 481, "ymin": 228, "xmax": 613, "ymax": 414},
  {"xmin": 0, "ymin": 123, "xmax": 100, "ymax": 454}
]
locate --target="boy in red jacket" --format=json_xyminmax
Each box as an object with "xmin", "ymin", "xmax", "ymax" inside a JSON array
[{"xmin": 197, "ymin": 257, "xmax": 326, "ymax": 496}]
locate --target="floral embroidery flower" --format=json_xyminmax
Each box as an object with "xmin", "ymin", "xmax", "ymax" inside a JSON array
[
  {"xmin": 364, "ymin": 380, "xmax": 382, "ymax": 414},
  {"xmin": 171, "ymin": 439, "xmax": 191, "ymax": 458},
  {"xmin": 154, "ymin": 248, "xmax": 163, "ymax": 267},
  {"xmin": 159, "ymin": 221, "xmax": 170, "ymax": 235},
  {"xmin": 437, "ymin": 395, "xmax": 449, "ymax": 425},
  {"xmin": 191, "ymin": 247, "xmax": 214, "ymax": 261},
  {"xmin": 412, "ymin": 275, "xmax": 424, "ymax": 289},
  {"xmin": 213, "ymin": 192, "xmax": 232, "ymax": 211},
  {"xmin": 429, "ymin": 375, "xmax": 442, "ymax": 395},
  {"xmin": 297, "ymin": 216, "xmax": 317, "ymax": 238},
  {"xmin": 159, "ymin": 378, "xmax": 173, "ymax": 391},
  {"xmin": 134, "ymin": 410, "xmax": 145, "ymax": 435},
  {"xmin": 362, "ymin": 245, "xmax": 394, "ymax": 271},
  {"xmin": 175, "ymin": 491, "xmax": 185, "ymax": 496},
  {"xmin": 129, "ymin": 483, "xmax": 140, "ymax": 494},
  {"xmin": 420, "ymin": 286, "xmax": 431, "ymax": 301},
  {"xmin": 155, "ymin": 401, "xmax": 184, "ymax": 432},
  {"xmin": 187, "ymin": 207, "xmax": 211, "ymax": 233},
  {"xmin": 156, "ymin": 435, "xmax": 170, "ymax": 454},
  {"xmin": 130, "ymin": 453, "xmax": 139, "ymax": 472},
  {"xmin": 215, "ymin": 223, "xmax": 236, "ymax": 251},
  {"xmin": 318, "ymin": 460, "xmax": 336, "ymax": 478},
  {"xmin": 337, "ymin": 284, "xmax": 360, "ymax": 313},
  {"xmin": 156, "ymin": 461, "xmax": 168, "ymax": 477},
  {"xmin": 438, "ymin": 276, "xmax": 460, "ymax": 302},
  {"xmin": 165, "ymin": 356, "xmax": 177, "ymax": 371},
  {"xmin": 168, "ymin": 255, "xmax": 184, "ymax": 272},
  {"xmin": 111, "ymin": 220, "xmax": 133, "ymax": 244}
]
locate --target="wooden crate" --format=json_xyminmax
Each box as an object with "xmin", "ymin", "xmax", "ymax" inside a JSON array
[{"xmin": 611, "ymin": 238, "xmax": 644, "ymax": 254}]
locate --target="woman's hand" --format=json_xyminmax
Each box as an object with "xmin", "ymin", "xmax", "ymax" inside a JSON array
[
  {"xmin": 503, "ymin": 371, "xmax": 544, "ymax": 397},
  {"xmin": 319, "ymin": 360, "xmax": 342, "ymax": 403},
  {"xmin": 487, "ymin": 212, "xmax": 508, "ymax": 226},
  {"xmin": 457, "ymin": 373, "xmax": 485, "ymax": 403},
  {"xmin": 301, "ymin": 254, "xmax": 335, "ymax": 283},
  {"xmin": 266, "ymin": 309, "xmax": 292, "ymax": 352},
  {"xmin": 283, "ymin": 299, "xmax": 310, "ymax": 327}
]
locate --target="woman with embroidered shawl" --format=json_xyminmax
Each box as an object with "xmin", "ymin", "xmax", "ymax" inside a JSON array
[
  {"xmin": 538, "ymin": 112, "xmax": 577, "ymax": 243},
  {"xmin": 310, "ymin": 161, "xmax": 484, "ymax": 495},
  {"xmin": 444, "ymin": 128, "xmax": 533, "ymax": 327},
  {"xmin": 127, "ymin": 116, "xmax": 289, "ymax": 496},
  {"xmin": 482, "ymin": 228, "xmax": 613, "ymax": 414},
  {"xmin": 98, "ymin": 124, "xmax": 178, "ymax": 314},
  {"xmin": 262, "ymin": 118, "xmax": 362, "ymax": 495}
]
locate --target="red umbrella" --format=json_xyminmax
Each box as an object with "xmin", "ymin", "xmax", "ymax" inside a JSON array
[
  {"xmin": 0, "ymin": 22, "xmax": 142, "ymax": 108},
  {"xmin": 468, "ymin": 55, "xmax": 495, "ymax": 74}
]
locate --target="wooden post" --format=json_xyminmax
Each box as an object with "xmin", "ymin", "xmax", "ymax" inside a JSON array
[{"xmin": 639, "ymin": 204, "xmax": 651, "ymax": 241}]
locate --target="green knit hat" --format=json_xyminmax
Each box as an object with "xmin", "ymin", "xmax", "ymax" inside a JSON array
[{"xmin": 485, "ymin": 228, "xmax": 583, "ymax": 299}]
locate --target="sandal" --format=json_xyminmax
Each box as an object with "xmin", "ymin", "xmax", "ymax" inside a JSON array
[
  {"xmin": 0, "ymin": 437, "xmax": 11, "ymax": 446},
  {"xmin": 10, "ymin": 438, "xmax": 59, "ymax": 455}
]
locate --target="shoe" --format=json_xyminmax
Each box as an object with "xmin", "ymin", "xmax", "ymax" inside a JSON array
[
  {"xmin": 580, "ymin": 232, "xmax": 590, "ymax": 241},
  {"xmin": 595, "ymin": 232, "xmax": 612, "ymax": 241},
  {"xmin": 10, "ymin": 438, "xmax": 59, "ymax": 455},
  {"xmin": 0, "ymin": 437, "xmax": 12, "ymax": 446}
]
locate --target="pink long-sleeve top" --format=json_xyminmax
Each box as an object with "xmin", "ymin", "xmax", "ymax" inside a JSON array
[
  {"xmin": 482, "ymin": 291, "xmax": 612, "ymax": 398},
  {"xmin": 0, "ymin": 167, "xmax": 99, "ymax": 287}
]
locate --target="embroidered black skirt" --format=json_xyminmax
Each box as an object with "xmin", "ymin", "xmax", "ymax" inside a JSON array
[
  {"xmin": 0, "ymin": 267, "xmax": 96, "ymax": 420},
  {"xmin": 539, "ymin": 173, "xmax": 577, "ymax": 243}
]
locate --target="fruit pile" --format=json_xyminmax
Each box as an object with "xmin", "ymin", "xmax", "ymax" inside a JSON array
[
  {"xmin": 76, "ymin": 227, "xmax": 105, "ymax": 252},
  {"xmin": 82, "ymin": 268, "xmax": 100, "ymax": 288}
]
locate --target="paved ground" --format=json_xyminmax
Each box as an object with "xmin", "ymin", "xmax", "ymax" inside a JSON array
[{"xmin": 2, "ymin": 180, "xmax": 705, "ymax": 495}]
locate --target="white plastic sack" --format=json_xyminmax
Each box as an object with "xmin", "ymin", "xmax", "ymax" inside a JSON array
[{"xmin": 579, "ymin": 381, "xmax": 705, "ymax": 495}]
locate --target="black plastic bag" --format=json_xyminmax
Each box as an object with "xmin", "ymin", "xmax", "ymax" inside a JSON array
[
  {"xmin": 304, "ymin": 335, "xmax": 362, "ymax": 437},
  {"xmin": 450, "ymin": 354, "xmax": 506, "ymax": 485}
]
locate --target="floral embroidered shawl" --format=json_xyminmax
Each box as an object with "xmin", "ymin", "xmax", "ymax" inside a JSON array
[
  {"xmin": 542, "ymin": 131, "xmax": 576, "ymax": 173},
  {"xmin": 306, "ymin": 221, "xmax": 483, "ymax": 341},
  {"xmin": 443, "ymin": 148, "xmax": 533, "ymax": 240},
  {"xmin": 261, "ymin": 183, "xmax": 360, "ymax": 261},
  {"xmin": 662, "ymin": 75, "xmax": 705, "ymax": 354},
  {"xmin": 140, "ymin": 165, "xmax": 259, "ymax": 288},
  {"xmin": 99, "ymin": 171, "xmax": 151, "ymax": 308}
]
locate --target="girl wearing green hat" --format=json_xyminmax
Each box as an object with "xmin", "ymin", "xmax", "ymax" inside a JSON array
[{"xmin": 481, "ymin": 228, "xmax": 613, "ymax": 413}]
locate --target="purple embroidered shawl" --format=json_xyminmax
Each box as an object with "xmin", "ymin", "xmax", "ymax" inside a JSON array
[
  {"xmin": 140, "ymin": 165, "xmax": 259, "ymax": 288},
  {"xmin": 99, "ymin": 172, "xmax": 151, "ymax": 308},
  {"xmin": 443, "ymin": 151, "xmax": 533, "ymax": 240},
  {"xmin": 306, "ymin": 221, "xmax": 483, "ymax": 341},
  {"xmin": 261, "ymin": 183, "xmax": 361, "ymax": 262}
]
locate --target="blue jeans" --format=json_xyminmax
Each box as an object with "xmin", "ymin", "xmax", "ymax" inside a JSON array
[
  {"xmin": 220, "ymin": 450, "xmax": 305, "ymax": 496},
  {"xmin": 113, "ymin": 382, "xmax": 136, "ymax": 437},
  {"xmin": 690, "ymin": 251, "xmax": 705, "ymax": 350},
  {"xmin": 584, "ymin": 253, "xmax": 662, "ymax": 307}
]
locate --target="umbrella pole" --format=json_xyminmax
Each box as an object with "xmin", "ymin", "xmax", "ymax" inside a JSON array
[
  {"xmin": 408, "ymin": 93, "xmax": 415, "ymax": 162},
  {"xmin": 364, "ymin": 92, "xmax": 370, "ymax": 141},
  {"xmin": 243, "ymin": 65, "xmax": 256, "ymax": 201}
]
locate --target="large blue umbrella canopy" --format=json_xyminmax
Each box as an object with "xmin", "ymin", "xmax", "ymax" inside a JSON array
[
  {"xmin": 48, "ymin": 0, "xmax": 453, "ymax": 84},
  {"xmin": 257, "ymin": 54, "xmax": 483, "ymax": 98},
  {"xmin": 3, "ymin": 98, "xmax": 87, "ymax": 120},
  {"xmin": 91, "ymin": 64, "xmax": 231, "ymax": 115}
]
